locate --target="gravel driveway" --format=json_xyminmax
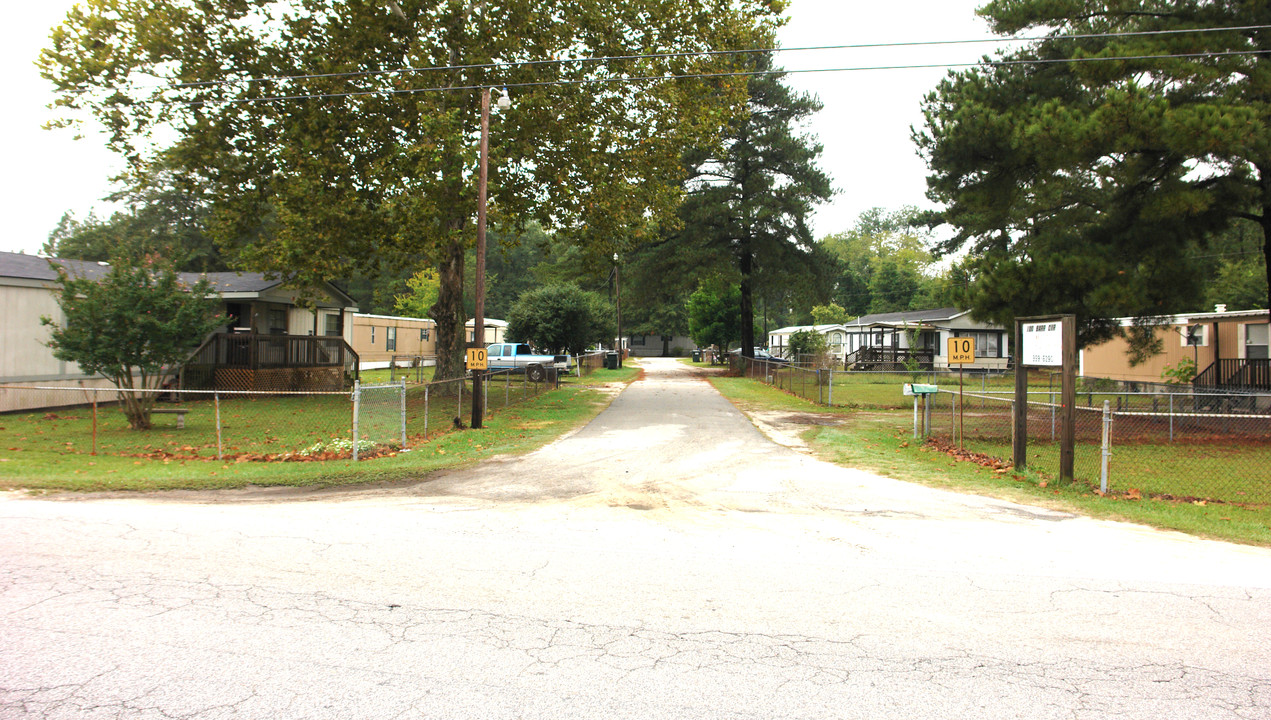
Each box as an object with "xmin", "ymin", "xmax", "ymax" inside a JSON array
[{"xmin": 2, "ymin": 357, "xmax": 1268, "ymax": 719}]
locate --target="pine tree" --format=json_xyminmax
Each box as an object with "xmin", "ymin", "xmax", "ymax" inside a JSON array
[
  {"xmin": 916, "ymin": 0, "xmax": 1271, "ymax": 346},
  {"xmin": 679, "ymin": 52, "xmax": 834, "ymax": 358}
]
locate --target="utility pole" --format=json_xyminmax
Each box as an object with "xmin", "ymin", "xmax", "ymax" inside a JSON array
[
  {"xmin": 471, "ymin": 87, "xmax": 511, "ymax": 429},
  {"xmin": 471, "ymin": 88, "xmax": 491, "ymax": 428}
]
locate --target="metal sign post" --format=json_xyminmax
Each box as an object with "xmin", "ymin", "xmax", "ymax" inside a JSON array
[
  {"xmin": 947, "ymin": 337, "xmax": 975, "ymax": 448},
  {"xmin": 1014, "ymin": 315, "xmax": 1076, "ymax": 482}
]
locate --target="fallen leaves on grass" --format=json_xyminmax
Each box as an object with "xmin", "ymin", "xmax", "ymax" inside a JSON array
[
  {"xmin": 123, "ymin": 446, "xmax": 401, "ymax": 463},
  {"xmin": 923, "ymin": 438, "xmax": 1012, "ymax": 471}
]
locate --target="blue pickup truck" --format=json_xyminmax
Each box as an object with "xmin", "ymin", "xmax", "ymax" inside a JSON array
[{"xmin": 485, "ymin": 343, "xmax": 572, "ymax": 381}]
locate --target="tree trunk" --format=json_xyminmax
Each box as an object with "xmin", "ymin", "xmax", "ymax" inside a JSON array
[
  {"xmin": 431, "ymin": 237, "xmax": 467, "ymax": 382},
  {"xmin": 739, "ymin": 242, "xmax": 755, "ymax": 359},
  {"xmin": 1260, "ymin": 165, "xmax": 1271, "ymax": 313},
  {"xmin": 116, "ymin": 371, "xmax": 153, "ymax": 430}
]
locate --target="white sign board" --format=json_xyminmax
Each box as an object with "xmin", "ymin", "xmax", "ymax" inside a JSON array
[{"xmin": 1021, "ymin": 321, "xmax": 1063, "ymax": 366}]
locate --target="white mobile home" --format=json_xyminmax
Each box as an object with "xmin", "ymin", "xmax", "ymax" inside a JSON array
[{"xmin": 838, "ymin": 308, "xmax": 1009, "ymax": 371}]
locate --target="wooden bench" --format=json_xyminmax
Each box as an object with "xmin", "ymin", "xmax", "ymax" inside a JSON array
[{"xmin": 151, "ymin": 408, "xmax": 191, "ymax": 429}]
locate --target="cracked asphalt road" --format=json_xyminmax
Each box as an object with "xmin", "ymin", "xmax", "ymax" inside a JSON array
[{"xmin": 2, "ymin": 357, "xmax": 1269, "ymax": 719}]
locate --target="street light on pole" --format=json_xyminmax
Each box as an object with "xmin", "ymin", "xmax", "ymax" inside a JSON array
[
  {"xmin": 472, "ymin": 87, "xmax": 510, "ymax": 429},
  {"xmin": 613, "ymin": 252, "xmax": 622, "ymax": 369}
]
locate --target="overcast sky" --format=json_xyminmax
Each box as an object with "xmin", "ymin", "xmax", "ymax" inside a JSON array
[{"xmin": 1, "ymin": 0, "xmax": 994, "ymax": 256}]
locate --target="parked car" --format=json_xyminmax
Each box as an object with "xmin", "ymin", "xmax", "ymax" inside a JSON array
[{"xmin": 729, "ymin": 347, "xmax": 790, "ymax": 364}]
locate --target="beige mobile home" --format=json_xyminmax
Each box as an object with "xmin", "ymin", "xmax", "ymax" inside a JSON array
[
  {"xmin": 352, "ymin": 314, "xmax": 438, "ymax": 368},
  {"xmin": 1080, "ymin": 307, "xmax": 1269, "ymax": 390}
]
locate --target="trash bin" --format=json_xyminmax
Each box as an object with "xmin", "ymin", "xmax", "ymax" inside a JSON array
[
  {"xmin": 544, "ymin": 366, "xmax": 559, "ymax": 387},
  {"xmin": 605, "ymin": 352, "xmax": 619, "ymax": 370},
  {"xmin": 692, "ymin": 350, "xmax": 701, "ymax": 362}
]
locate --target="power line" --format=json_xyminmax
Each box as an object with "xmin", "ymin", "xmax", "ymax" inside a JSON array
[
  {"xmin": 161, "ymin": 23, "xmax": 1271, "ymax": 93},
  {"xmin": 166, "ymin": 49, "xmax": 1264, "ymax": 108}
]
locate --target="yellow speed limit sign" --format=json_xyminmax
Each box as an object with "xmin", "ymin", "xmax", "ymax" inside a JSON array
[
  {"xmin": 466, "ymin": 347, "xmax": 488, "ymax": 370},
  {"xmin": 947, "ymin": 336, "xmax": 975, "ymax": 364}
]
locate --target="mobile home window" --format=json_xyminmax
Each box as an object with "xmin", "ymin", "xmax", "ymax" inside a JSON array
[
  {"xmin": 1246, "ymin": 323, "xmax": 1269, "ymax": 360},
  {"xmin": 267, "ymin": 308, "xmax": 287, "ymax": 334},
  {"xmin": 371, "ymin": 327, "xmax": 376, "ymax": 344},
  {"xmin": 323, "ymin": 313, "xmax": 341, "ymax": 336},
  {"xmin": 386, "ymin": 326, "xmax": 397, "ymax": 352},
  {"xmin": 955, "ymin": 331, "xmax": 1002, "ymax": 358},
  {"xmin": 420, "ymin": 328, "xmax": 430, "ymax": 341}
]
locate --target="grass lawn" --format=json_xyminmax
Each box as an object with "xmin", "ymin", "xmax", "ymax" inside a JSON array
[
  {"xmin": 738, "ymin": 365, "xmax": 1211, "ymax": 413},
  {"xmin": 709, "ymin": 375, "xmax": 1271, "ymax": 547},
  {"xmin": 358, "ymin": 365, "xmax": 436, "ymax": 385},
  {"xmin": 0, "ymin": 365, "xmax": 640, "ymax": 493}
]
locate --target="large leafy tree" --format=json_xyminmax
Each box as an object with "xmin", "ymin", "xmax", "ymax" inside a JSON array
[
  {"xmin": 819, "ymin": 206, "xmax": 939, "ymax": 315},
  {"xmin": 810, "ymin": 302, "xmax": 849, "ymax": 325},
  {"xmin": 44, "ymin": 170, "xmax": 228, "ymax": 273},
  {"xmin": 1201, "ymin": 219, "xmax": 1268, "ymax": 310},
  {"xmin": 393, "ymin": 268, "xmax": 441, "ymax": 318},
  {"xmin": 687, "ymin": 280, "xmax": 744, "ymax": 353},
  {"xmin": 42, "ymin": 255, "xmax": 228, "ymax": 430},
  {"xmin": 40, "ymin": 0, "xmax": 780, "ymax": 380},
  {"xmin": 679, "ymin": 52, "xmax": 834, "ymax": 360},
  {"xmin": 915, "ymin": 0, "xmax": 1271, "ymax": 348},
  {"xmin": 481, "ymin": 225, "xmax": 552, "ymax": 320},
  {"xmin": 506, "ymin": 283, "xmax": 612, "ymax": 355}
]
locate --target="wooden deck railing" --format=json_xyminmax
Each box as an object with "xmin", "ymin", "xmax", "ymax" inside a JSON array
[
  {"xmin": 181, "ymin": 333, "xmax": 359, "ymax": 391},
  {"xmin": 1194, "ymin": 358, "xmax": 1271, "ymax": 391}
]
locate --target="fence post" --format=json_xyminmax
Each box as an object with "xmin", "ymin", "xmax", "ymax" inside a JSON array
[
  {"xmin": 1100, "ymin": 399, "xmax": 1112, "ymax": 494},
  {"xmin": 352, "ymin": 380, "xmax": 361, "ymax": 462},
  {"xmin": 90, "ymin": 390, "xmax": 98, "ymax": 456},
  {"xmin": 1169, "ymin": 393, "xmax": 1174, "ymax": 443},
  {"xmin": 458, "ymin": 376, "xmax": 463, "ymax": 420},
  {"xmin": 424, "ymin": 384, "xmax": 430, "ymax": 441},
  {"xmin": 214, "ymin": 391, "xmax": 222, "ymax": 461},
  {"xmin": 505, "ymin": 369, "xmax": 510, "ymax": 406},
  {"xmin": 828, "ymin": 369, "xmax": 833, "ymax": 406},
  {"xmin": 400, "ymin": 378, "xmax": 408, "ymax": 449}
]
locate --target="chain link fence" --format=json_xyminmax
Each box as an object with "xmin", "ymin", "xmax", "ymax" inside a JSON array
[
  {"xmin": 575, "ymin": 351, "xmax": 607, "ymax": 376},
  {"xmin": 0, "ymin": 369, "xmax": 562, "ymax": 463},
  {"xmin": 731, "ymin": 357, "xmax": 1270, "ymax": 504}
]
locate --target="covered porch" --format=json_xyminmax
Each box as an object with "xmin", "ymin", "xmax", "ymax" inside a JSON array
[{"xmin": 181, "ymin": 333, "xmax": 359, "ymax": 391}]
